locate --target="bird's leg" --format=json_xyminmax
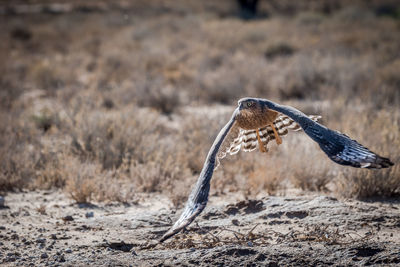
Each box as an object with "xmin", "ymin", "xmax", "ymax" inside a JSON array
[
  {"xmin": 270, "ymin": 123, "xmax": 282, "ymax": 145},
  {"xmin": 256, "ymin": 129, "xmax": 267, "ymax": 153}
]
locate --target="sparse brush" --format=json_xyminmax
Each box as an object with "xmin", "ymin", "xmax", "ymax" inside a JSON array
[
  {"xmin": 333, "ymin": 108, "xmax": 400, "ymax": 199},
  {"xmin": 64, "ymin": 157, "xmax": 99, "ymax": 203},
  {"xmin": 157, "ymin": 223, "xmax": 374, "ymax": 250},
  {"xmin": 247, "ymin": 163, "xmax": 284, "ymax": 196},
  {"xmin": 1, "ymin": 2, "xmax": 399, "ymax": 203},
  {"xmin": 0, "ymin": 113, "xmax": 41, "ymax": 191},
  {"xmin": 264, "ymin": 43, "xmax": 296, "ymax": 59},
  {"xmin": 137, "ymin": 84, "xmax": 182, "ymax": 115}
]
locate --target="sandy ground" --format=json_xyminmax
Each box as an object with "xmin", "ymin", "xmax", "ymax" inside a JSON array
[{"xmin": 1, "ymin": 190, "xmax": 399, "ymax": 266}]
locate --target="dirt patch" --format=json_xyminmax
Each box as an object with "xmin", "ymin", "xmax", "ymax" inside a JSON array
[
  {"xmin": 225, "ymin": 199, "xmax": 265, "ymax": 215},
  {"xmin": 99, "ymin": 241, "xmax": 135, "ymax": 253},
  {"xmin": 1, "ymin": 191, "xmax": 400, "ymax": 265},
  {"xmin": 352, "ymin": 246, "xmax": 383, "ymax": 257},
  {"xmin": 285, "ymin": 210, "xmax": 309, "ymax": 219}
]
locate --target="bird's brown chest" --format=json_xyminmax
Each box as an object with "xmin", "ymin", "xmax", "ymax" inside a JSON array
[{"xmin": 236, "ymin": 109, "xmax": 279, "ymax": 130}]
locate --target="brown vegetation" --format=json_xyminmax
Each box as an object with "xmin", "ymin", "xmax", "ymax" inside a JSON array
[{"xmin": 0, "ymin": 0, "xmax": 399, "ymax": 204}]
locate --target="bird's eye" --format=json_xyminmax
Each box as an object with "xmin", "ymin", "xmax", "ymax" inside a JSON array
[{"xmin": 247, "ymin": 102, "xmax": 253, "ymax": 107}]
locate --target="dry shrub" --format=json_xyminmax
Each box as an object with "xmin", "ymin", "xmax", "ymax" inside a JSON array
[
  {"xmin": 376, "ymin": 59, "xmax": 400, "ymax": 107},
  {"xmin": 255, "ymin": 134, "xmax": 333, "ymax": 194},
  {"xmin": 63, "ymin": 155, "xmax": 135, "ymax": 203},
  {"xmin": 177, "ymin": 109, "xmax": 226, "ymax": 174},
  {"xmin": 69, "ymin": 106, "xmax": 161, "ymax": 170},
  {"xmin": 247, "ymin": 163, "xmax": 284, "ymax": 196},
  {"xmin": 296, "ymin": 11, "xmax": 325, "ymax": 25},
  {"xmin": 127, "ymin": 157, "xmax": 194, "ymax": 207},
  {"xmin": 196, "ymin": 63, "xmax": 246, "ymax": 104},
  {"xmin": 30, "ymin": 60, "xmax": 64, "ymax": 91},
  {"xmin": 1, "ymin": 1, "xmax": 400, "ymax": 203},
  {"xmin": 0, "ymin": 79, "xmax": 24, "ymax": 110},
  {"xmin": 288, "ymin": 139, "xmax": 334, "ymax": 192},
  {"xmin": 292, "ymin": 165, "xmax": 332, "ymax": 192},
  {"xmin": 65, "ymin": 102, "xmax": 198, "ymax": 205},
  {"xmin": 333, "ymin": 6, "xmax": 375, "ymax": 23},
  {"xmin": 137, "ymin": 84, "xmax": 182, "ymax": 115},
  {"xmin": 128, "ymin": 153, "xmax": 191, "ymax": 194},
  {"xmin": 63, "ymin": 157, "xmax": 99, "ymax": 203},
  {"xmin": 33, "ymin": 152, "xmax": 66, "ymax": 189},
  {"xmin": 333, "ymin": 108, "xmax": 400, "ymax": 199},
  {"xmin": 0, "ymin": 113, "xmax": 41, "ymax": 191},
  {"xmin": 336, "ymin": 166, "xmax": 400, "ymax": 199},
  {"xmin": 264, "ymin": 43, "xmax": 296, "ymax": 59}
]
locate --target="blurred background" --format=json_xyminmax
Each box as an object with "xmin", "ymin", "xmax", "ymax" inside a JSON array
[{"xmin": 1, "ymin": 0, "xmax": 399, "ymax": 205}]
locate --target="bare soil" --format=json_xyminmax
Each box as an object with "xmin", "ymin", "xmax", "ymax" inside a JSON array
[{"xmin": 1, "ymin": 190, "xmax": 399, "ymax": 266}]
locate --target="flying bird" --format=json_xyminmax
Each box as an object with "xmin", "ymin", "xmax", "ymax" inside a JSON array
[{"xmin": 159, "ymin": 98, "xmax": 393, "ymax": 242}]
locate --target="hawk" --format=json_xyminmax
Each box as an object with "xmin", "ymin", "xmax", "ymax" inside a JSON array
[{"xmin": 159, "ymin": 98, "xmax": 393, "ymax": 242}]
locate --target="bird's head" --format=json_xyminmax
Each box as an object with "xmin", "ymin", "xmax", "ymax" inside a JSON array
[
  {"xmin": 237, "ymin": 97, "xmax": 264, "ymax": 114},
  {"xmin": 235, "ymin": 97, "xmax": 279, "ymax": 129}
]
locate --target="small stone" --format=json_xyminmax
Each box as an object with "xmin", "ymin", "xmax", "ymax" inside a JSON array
[
  {"xmin": 85, "ymin": 211, "xmax": 94, "ymax": 218},
  {"xmin": 131, "ymin": 250, "xmax": 137, "ymax": 256},
  {"xmin": 50, "ymin": 234, "xmax": 57, "ymax": 240},
  {"xmin": 247, "ymin": 241, "xmax": 253, "ymax": 247},
  {"xmin": 6, "ymin": 256, "xmax": 16, "ymax": 262},
  {"xmin": 62, "ymin": 215, "xmax": 74, "ymax": 222},
  {"xmin": 41, "ymin": 253, "xmax": 48, "ymax": 259},
  {"xmin": 65, "ymin": 248, "xmax": 72, "ymax": 253},
  {"xmin": 57, "ymin": 255, "xmax": 65, "ymax": 262},
  {"xmin": 36, "ymin": 238, "xmax": 46, "ymax": 244},
  {"xmin": 10, "ymin": 233, "xmax": 19, "ymax": 240}
]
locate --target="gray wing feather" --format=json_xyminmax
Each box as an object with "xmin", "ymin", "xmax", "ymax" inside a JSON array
[
  {"xmin": 160, "ymin": 108, "xmax": 239, "ymax": 242},
  {"xmin": 305, "ymin": 125, "xmax": 393, "ymax": 168},
  {"xmin": 215, "ymin": 121, "xmax": 241, "ymax": 170},
  {"xmin": 261, "ymin": 100, "xmax": 393, "ymax": 169}
]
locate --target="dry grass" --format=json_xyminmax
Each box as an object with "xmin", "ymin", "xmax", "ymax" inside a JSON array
[
  {"xmin": 156, "ymin": 223, "xmax": 375, "ymax": 250},
  {"xmin": 0, "ymin": 0, "xmax": 399, "ymax": 204},
  {"xmin": 333, "ymin": 108, "xmax": 400, "ymax": 198}
]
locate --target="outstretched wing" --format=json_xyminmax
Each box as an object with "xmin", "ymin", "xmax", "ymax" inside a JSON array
[
  {"xmin": 160, "ymin": 109, "xmax": 239, "ymax": 242},
  {"xmin": 305, "ymin": 124, "xmax": 393, "ymax": 168},
  {"xmin": 214, "ymin": 120, "xmax": 241, "ymax": 169},
  {"xmin": 217, "ymin": 114, "xmax": 321, "ymax": 162},
  {"xmin": 261, "ymin": 100, "xmax": 393, "ymax": 169}
]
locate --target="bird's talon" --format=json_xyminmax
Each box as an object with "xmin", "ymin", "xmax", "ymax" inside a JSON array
[
  {"xmin": 270, "ymin": 123, "xmax": 282, "ymax": 145},
  {"xmin": 256, "ymin": 129, "xmax": 267, "ymax": 153}
]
